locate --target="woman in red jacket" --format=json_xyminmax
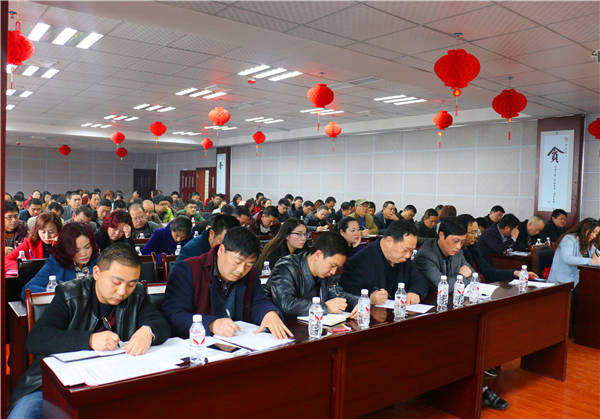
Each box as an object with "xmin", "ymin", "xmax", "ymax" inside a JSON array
[{"xmin": 6, "ymin": 212, "xmax": 62, "ymax": 270}]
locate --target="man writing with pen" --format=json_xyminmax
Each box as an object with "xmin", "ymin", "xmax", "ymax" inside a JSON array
[
  {"xmin": 8, "ymin": 243, "xmax": 171, "ymax": 419},
  {"xmin": 162, "ymin": 227, "xmax": 293, "ymax": 340}
]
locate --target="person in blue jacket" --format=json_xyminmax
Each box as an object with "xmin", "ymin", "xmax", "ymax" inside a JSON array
[
  {"xmin": 21, "ymin": 222, "xmax": 99, "ymax": 299},
  {"xmin": 141, "ymin": 216, "xmax": 192, "ymax": 257},
  {"xmin": 175, "ymin": 214, "xmax": 239, "ymax": 263}
]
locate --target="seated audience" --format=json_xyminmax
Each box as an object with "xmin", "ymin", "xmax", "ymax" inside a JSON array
[
  {"xmin": 367, "ymin": 201, "xmax": 376, "ymax": 216},
  {"xmin": 300, "ymin": 200, "xmax": 315, "ymax": 220},
  {"xmin": 18, "ymin": 198, "xmax": 42, "ymax": 223},
  {"xmin": 230, "ymin": 193, "xmax": 242, "ymax": 206},
  {"xmin": 93, "ymin": 199, "xmax": 112, "ymax": 227},
  {"xmin": 154, "ymin": 195, "xmax": 175, "ymax": 224},
  {"xmin": 437, "ymin": 205, "xmax": 457, "ymax": 220},
  {"xmin": 70, "ymin": 205, "xmax": 97, "ymax": 232},
  {"xmin": 176, "ymin": 214, "xmax": 239, "ymax": 263},
  {"xmin": 332, "ymin": 201, "xmax": 353, "ymax": 224},
  {"xmin": 176, "ymin": 199, "xmax": 204, "ymax": 224},
  {"xmin": 305, "ymin": 206, "xmax": 330, "ymax": 232},
  {"xmin": 142, "ymin": 199, "xmax": 162, "ymax": 226},
  {"xmin": 476, "ymin": 213, "xmax": 520, "ymax": 264},
  {"xmin": 256, "ymin": 218, "xmax": 308, "ymax": 273},
  {"xmin": 399, "ymin": 205, "xmax": 417, "ymax": 223},
  {"xmin": 287, "ymin": 196, "xmax": 303, "ymax": 219},
  {"xmin": 204, "ymin": 193, "xmax": 223, "ymax": 212},
  {"xmin": 5, "ymin": 201, "xmax": 28, "ymax": 255},
  {"xmin": 162, "ymin": 227, "xmax": 291, "ymax": 339},
  {"xmin": 478, "ymin": 205, "xmax": 505, "ymax": 230},
  {"xmin": 415, "ymin": 208, "xmax": 439, "ymax": 243},
  {"xmin": 314, "ymin": 199, "xmax": 324, "ymax": 210},
  {"xmin": 21, "ymin": 222, "xmax": 98, "ymax": 299},
  {"xmin": 250, "ymin": 205, "xmax": 280, "ymax": 238},
  {"xmin": 541, "ymin": 209, "xmax": 568, "ymax": 243},
  {"xmin": 94, "ymin": 211, "xmax": 134, "ymax": 251},
  {"xmin": 142, "ymin": 216, "xmax": 192, "ymax": 256},
  {"xmin": 350, "ymin": 199, "xmax": 378, "ymax": 236},
  {"xmin": 337, "ymin": 216, "xmax": 366, "ymax": 256},
  {"xmin": 341, "ymin": 220, "xmax": 428, "ymax": 305},
  {"xmin": 41, "ymin": 191, "xmax": 51, "ymax": 210},
  {"xmin": 373, "ymin": 201, "xmax": 400, "ymax": 233},
  {"xmin": 112, "ymin": 199, "xmax": 127, "ymax": 211},
  {"xmin": 8, "ymin": 244, "xmax": 170, "ymax": 419},
  {"xmin": 6, "ymin": 213, "xmax": 62, "ymax": 270},
  {"xmin": 232, "ymin": 206, "xmax": 251, "ymax": 227},
  {"xmin": 86, "ymin": 191, "xmax": 100, "ymax": 215},
  {"xmin": 276, "ymin": 198, "xmax": 290, "ymax": 222},
  {"xmin": 13, "ymin": 194, "xmax": 25, "ymax": 212},
  {"xmin": 62, "ymin": 191, "xmax": 82, "ymax": 221},
  {"xmin": 515, "ymin": 216, "xmax": 546, "ymax": 250},
  {"xmin": 324, "ymin": 196, "xmax": 337, "ymax": 214},
  {"xmin": 190, "ymin": 191, "xmax": 204, "ymax": 210},
  {"xmin": 129, "ymin": 203, "xmax": 159, "ymax": 238}
]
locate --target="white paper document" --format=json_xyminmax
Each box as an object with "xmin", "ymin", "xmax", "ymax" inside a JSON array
[
  {"xmin": 214, "ymin": 321, "xmax": 294, "ymax": 351},
  {"xmin": 507, "ymin": 251, "xmax": 531, "ymax": 257},
  {"xmin": 465, "ymin": 282, "xmax": 498, "ymax": 298},
  {"xmin": 509, "ymin": 280, "xmax": 556, "ymax": 288},
  {"xmin": 52, "ymin": 348, "xmax": 125, "ymax": 363},
  {"xmin": 297, "ymin": 312, "xmax": 350, "ymax": 326},
  {"xmin": 406, "ymin": 304, "xmax": 434, "ymax": 314},
  {"xmin": 375, "ymin": 300, "xmax": 395, "ymax": 309}
]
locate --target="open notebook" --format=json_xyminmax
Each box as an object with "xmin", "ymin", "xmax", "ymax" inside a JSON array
[{"xmin": 297, "ymin": 312, "xmax": 350, "ymax": 327}]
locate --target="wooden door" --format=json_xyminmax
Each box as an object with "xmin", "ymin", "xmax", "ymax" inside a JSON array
[
  {"xmin": 179, "ymin": 170, "xmax": 196, "ymax": 201},
  {"xmin": 133, "ymin": 169, "xmax": 156, "ymax": 200},
  {"xmin": 194, "ymin": 167, "xmax": 216, "ymax": 204}
]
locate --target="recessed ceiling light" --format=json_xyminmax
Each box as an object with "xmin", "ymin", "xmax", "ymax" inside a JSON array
[
  {"xmin": 6, "ymin": 89, "xmax": 15, "ymax": 96},
  {"xmin": 189, "ymin": 89, "xmax": 212, "ymax": 97},
  {"xmin": 6, "ymin": 104, "xmax": 15, "ymax": 110},
  {"xmin": 22, "ymin": 65, "xmax": 39, "ymax": 76},
  {"xmin": 90, "ymin": 123, "xmax": 102, "ymax": 128},
  {"xmin": 189, "ymin": 133, "xmax": 202, "ymax": 136},
  {"xmin": 245, "ymin": 117, "xmax": 264, "ymax": 122},
  {"xmin": 253, "ymin": 68, "xmax": 286, "ymax": 79},
  {"xmin": 393, "ymin": 99, "xmax": 427, "ymax": 105},
  {"xmin": 41, "ymin": 68, "xmax": 59, "ymax": 78},
  {"xmin": 300, "ymin": 108, "xmax": 323, "ymax": 113},
  {"xmin": 263, "ymin": 119, "xmax": 284, "ymax": 124},
  {"xmin": 104, "ymin": 114, "xmax": 117, "ymax": 119},
  {"xmin": 269, "ymin": 71, "xmax": 303, "ymax": 81},
  {"xmin": 374, "ymin": 95, "xmax": 407, "ymax": 101},
  {"xmin": 175, "ymin": 87, "xmax": 198, "ymax": 96},
  {"xmin": 76, "ymin": 32, "xmax": 103, "ymax": 49},
  {"xmin": 19, "ymin": 90, "xmax": 33, "ymax": 97},
  {"xmin": 124, "ymin": 116, "xmax": 138, "ymax": 121},
  {"xmin": 81, "ymin": 122, "xmax": 92, "ymax": 127},
  {"xmin": 27, "ymin": 22, "xmax": 50, "ymax": 41},
  {"xmin": 384, "ymin": 96, "xmax": 416, "ymax": 103},
  {"xmin": 145, "ymin": 105, "xmax": 163, "ymax": 111},
  {"xmin": 100, "ymin": 124, "xmax": 112, "ymax": 128},
  {"xmin": 113, "ymin": 115, "xmax": 128, "ymax": 120},
  {"xmin": 203, "ymin": 92, "xmax": 227, "ymax": 99},
  {"xmin": 134, "ymin": 104, "xmax": 150, "ymax": 110},
  {"xmin": 52, "ymin": 27, "xmax": 78, "ymax": 45},
  {"xmin": 157, "ymin": 106, "xmax": 176, "ymax": 112},
  {"xmin": 237, "ymin": 64, "xmax": 270, "ymax": 76}
]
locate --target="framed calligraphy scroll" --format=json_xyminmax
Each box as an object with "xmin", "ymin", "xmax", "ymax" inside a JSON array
[{"xmin": 535, "ymin": 115, "xmax": 584, "ymax": 227}]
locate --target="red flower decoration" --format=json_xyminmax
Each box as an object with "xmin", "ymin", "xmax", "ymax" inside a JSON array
[
  {"xmin": 588, "ymin": 117, "xmax": 600, "ymax": 140},
  {"xmin": 7, "ymin": 30, "xmax": 34, "ymax": 66},
  {"xmin": 59, "ymin": 145, "xmax": 71, "ymax": 156},
  {"xmin": 492, "ymin": 89, "xmax": 528, "ymax": 141},
  {"xmin": 434, "ymin": 49, "xmax": 480, "ymax": 115},
  {"xmin": 433, "ymin": 110, "xmax": 453, "ymax": 148},
  {"xmin": 253, "ymin": 131, "xmax": 266, "ymax": 156},
  {"xmin": 111, "ymin": 131, "xmax": 125, "ymax": 146},
  {"xmin": 115, "ymin": 147, "xmax": 128, "ymax": 160}
]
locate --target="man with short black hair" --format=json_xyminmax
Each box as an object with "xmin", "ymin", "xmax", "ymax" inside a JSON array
[
  {"xmin": 71, "ymin": 205, "xmax": 97, "ymax": 232},
  {"xmin": 190, "ymin": 192, "xmax": 204, "ymax": 210},
  {"xmin": 5, "ymin": 201, "xmax": 28, "ymax": 255},
  {"xmin": 476, "ymin": 213, "xmax": 520, "ymax": 264},
  {"xmin": 367, "ymin": 201, "xmax": 376, "ymax": 216},
  {"xmin": 8, "ymin": 243, "xmax": 170, "ymax": 418},
  {"xmin": 287, "ymin": 196, "xmax": 304, "ymax": 219},
  {"xmin": 176, "ymin": 199, "xmax": 204, "ymax": 224},
  {"xmin": 94, "ymin": 199, "xmax": 113, "ymax": 226},
  {"xmin": 416, "ymin": 208, "xmax": 439, "ymax": 242},
  {"xmin": 267, "ymin": 232, "xmax": 358, "ymax": 317},
  {"xmin": 129, "ymin": 203, "xmax": 158, "ymax": 238},
  {"xmin": 87, "ymin": 192, "xmax": 101, "ymax": 213},
  {"xmin": 233, "ymin": 206, "xmax": 251, "ymax": 226},
  {"xmin": 305, "ymin": 206, "xmax": 330, "ymax": 232},
  {"xmin": 176, "ymin": 214, "xmax": 240, "ymax": 262},
  {"xmin": 250, "ymin": 205, "xmax": 280, "ymax": 237},
  {"xmin": 325, "ymin": 196, "xmax": 336, "ymax": 213},
  {"xmin": 141, "ymin": 216, "xmax": 192, "ymax": 256},
  {"xmin": 113, "ymin": 199, "xmax": 127, "ymax": 212},
  {"xmin": 204, "ymin": 193, "xmax": 223, "ymax": 212},
  {"xmin": 62, "ymin": 191, "xmax": 82, "ymax": 221},
  {"xmin": 276, "ymin": 198, "xmax": 290, "ymax": 222},
  {"xmin": 301, "ymin": 200, "xmax": 315, "ymax": 220},
  {"xmin": 163, "ymin": 227, "xmax": 291, "ymax": 339},
  {"xmin": 541, "ymin": 209, "xmax": 568, "ymax": 243},
  {"xmin": 154, "ymin": 195, "xmax": 174, "ymax": 224},
  {"xmin": 18, "ymin": 198, "xmax": 42, "ymax": 223},
  {"xmin": 14, "ymin": 195, "xmax": 24, "ymax": 212},
  {"xmin": 479, "ymin": 205, "xmax": 505, "ymax": 230},
  {"xmin": 373, "ymin": 201, "xmax": 400, "ymax": 233},
  {"xmin": 400, "ymin": 205, "xmax": 417, "ymax": 224},
  {"xmin": 332, "ymin": 201, "xmax": 353, "ymax": 224}
]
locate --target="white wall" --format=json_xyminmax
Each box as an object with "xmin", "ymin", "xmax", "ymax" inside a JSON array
[
  {"xmin": 156, "ymin": 148, "xmax": 216, "ymax": 193},
  {"xmin": 582, "ymin": 113, "xmax": 600, "ymax": 219},
  {"xmin": 230, "ymin": 120, "xmax": 546, "ymax": 220}
]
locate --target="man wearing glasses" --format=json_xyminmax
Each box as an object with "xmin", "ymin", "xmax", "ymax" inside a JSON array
[{"xmin": 4, "ymin": 201, "xmax": 28, "ymax": 255}]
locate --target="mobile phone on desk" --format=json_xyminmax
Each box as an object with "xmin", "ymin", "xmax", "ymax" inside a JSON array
[{"xmin": 207, "ymin": 343, "xmax": 242, "ymax": 353}]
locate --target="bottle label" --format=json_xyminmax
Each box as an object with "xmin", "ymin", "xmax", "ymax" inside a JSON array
[
  {"xmin": 314, "ymin": 313, "xmax": 323, "ymax": 321},
  {"xmin": 192, "ymin": 335, "xmax": 205, "ymax": 346}
]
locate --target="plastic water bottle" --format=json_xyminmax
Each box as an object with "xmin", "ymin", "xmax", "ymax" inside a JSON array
[
  {"xmin": 453, "ymin": 275, "xmax": 465, "ymax": 308},
  {"xmin": 261, "ymin": 261, "xmax": 271, "ymax": 277},
  {"xmin": 308, "ymin": 297, "xmax": 324, "ymax": 339},
  {"xmin": 138, "ymin": 232, "xmax": 145, "ymax": 239},
  {"xmin": 135, "ymin": 246, "xmax": 142, "ymax": 256},
  {"xmin": 189, "ymin": 314, "xmax": 206, "ymax": 365},
  {"xmin": 546, "ymin": 237, "xmax": 551, "ymax": 246},
  {"xmin": 518, "ymin": 265, "xmax": 528, "ymax": 293},
  {"xmin": 194, "ymin": 230, "xmax": 199, "ymax": 238},
  {"xmin": 357, "ymin": 289, "xmax": 370, "ymax": 329},
  {"xmin": 437, "ymin": 276, "xmax": 449, "ymax": 311},
  {"xmin": 175, "ymin": 244, "xmax": 181, "ymax": 256},
  {"xmin": 411, "ymin": 249, "xmax": 417, "ymax": 260},
  {"xmin": 46, "ymin": 275, "xmax": 57, "ymax": 292},
  {"xmin": 18, "ymin": 250, "xmax": 26, "ymax": 260},
  {"xmin": 394, "ymin": 283, "xmax": 407, "ymax": 320},
  {"xmin": 471, "ymin": 273, "xmax": 480, "ymax": 303},
  {"xmin": 535, "ymin": 238, "xmax": 542, "ymax": 246}
]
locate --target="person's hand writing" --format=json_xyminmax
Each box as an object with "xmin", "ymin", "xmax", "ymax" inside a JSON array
[
  {"xmin": 123, "ymin": 326, "xmax": 153, "ymax": 356},
  {"xmin": 316, "ymin": 225, "xmax": 329, "ymax": 232},
  {"xmin": 406, "ymin": 292, "xmax": 420, "ymax": 305},
  {"xmin": 369, "ymin": 289, "xmax": 388, "ymax": 305},
  {"xmin": 591, "ymin": 253, "xmax": 600, "ymax": 266},
  {"xmin": 325, "ymin": 297, "xmax": 347, "ymax": 314},
  {"xmin": 89, "ymin": 330, "xmax": 120, "ymax": 351},
  {"xmin": 511, "ymin": 227, "xmax": 520, "ymax": 241},
  {"xmin": 459, "ymin": 265, "xmax": 472, "ymax": 278},
  {"xmin": 255, "ymin": 311, "xmax": 293, "ymax": 339},
  {"xmin": 123, "ymin": 224, "xmax": 132, "ymax": 238},
  {"xmin": 348, "ymin": 305, "xmax": 358, "ymax": 319},
  {"xmin": 209, "ymin": 318, "xmax": 241, "ymax": 337},
  {"xmin": 361, "ymin": 229, "xmax": 370, "ymax": 237}
]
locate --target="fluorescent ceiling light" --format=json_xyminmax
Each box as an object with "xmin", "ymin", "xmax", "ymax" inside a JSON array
[
  {"xmin": 134, "ymin": 104, "xmax": 150, "ymax": 110},
  {"xmin": 245, "ymin": 117, "xmax": 264, "ymax": 122},
  {"xmin": 259, "ymin": 118, "xmax": 274, "ymax": 122},
  {"xmin": 189, "ymin": 89, "xmax": 212, "ymax": 97},
  {"xmin": 41, "ymin": 68, "xmax": 59, "ymax": 78},
  {"xmin": 90, "ymin": 123, "xmax": 102, "ymax": 128},
  {"xmin": 124, "ymin": 116, "xmax": 138, "ymax": 121},
  {"xmin": 157, "ymin": 106, "xmax": 176, "ymax": 112},
  {"xmin": 6, "ymin": 104, "xmax": 15, "ymax": 110},
  {"xmin": 19, "ymin": 90, "xmax": 33, "ymax": 97},
  {"xmin": 202, "ymin": 92, "xmax": 226, "ymax": 99},
  {"xmin": 384, "ymin": 96, "xmax": 416, "ymax": 103},
  {"xmin": 300, "ymin": 108, "xmax": 323, "ymax": 113},
  {"xmin": 6, "ymin": 89, "xmax": 15, "ymax": 96},
  {"xmin": 175, "ymin": 87, "xmax": 198, "ymax": 96},
  {"xmin": 204, "ymin": 125, "xmax": 219, "ymax": 129},
  {"xmin": 27, "ymin": 22, "xmax": 50, "ymax": 41},
  {"xmin": 81, "ymin": 122, "xmax": 92, "ymax": 127},
  {"xmin": 52, "ymin": 27, "xmax": 78, "ymax": 45},
  {"xmin": 76, "ymin": 32, "xmax": 103, "ymax": 49},
  {"xmin": 253, "ymin": 68, "xmax": 286, "ymax": 79},
  {"xmin": 22, "ymin": 65, "xmax": 39, "ymax": 76},
  {"xmin": 100, "ymin": 124, "xmax": 111, "ymax": 128},
  {"xmin": 173, "ymin": 131, "xmax": 183, "ymax": 135},
  {"xmin": 393, "ymin": 99, "xmax": 427, "ymax": 105},
  {"xmin": 320, "ymin": 110, "xmax": 344, "ymax": 115},
  {"xmin": 221, "ymin": 126, "xmax": 237, "ymax": 130},
  {"xmin": 263, "ymin": 119, "xmax": 283, "ymax": 124},
  {"xmin": 104, "ymin": 114, "xmax": 117, "ymax": 119},
  {"xmin": 145, "ymin": 105, "xmax": 163, "ymax": 111},
  {"xmin": 189, "ymin": 133, "xmax": 201, "ymax": 136},
  {"xmin": 113, "ymin": 115, "xmax": 128, "ymax": 120},
  {"xmin": 374, "ymin": 95, "xmax": 406, "ymax": 101},
  {"xmin": 237, "ymin": 64, "xmax": 270, "ymax": 76},
  {"xmin": 269, "ymin": 71, "xmax": 303, "ymax": 81}
]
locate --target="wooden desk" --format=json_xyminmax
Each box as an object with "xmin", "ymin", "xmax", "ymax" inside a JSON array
[
  {"xmin": 575, "ymin": 265, "xmax": 600, "ymax": 349},
  {"xmin": 8, "ymin": 301, "xmax": 28, "ymax": 392},
  {"xmin": 41, "ymin": 282, "xmax": 571, "ymax": 419},
  {"xmin": 492, "ymin": 253, "xmax": 532, "ymax": 272}
]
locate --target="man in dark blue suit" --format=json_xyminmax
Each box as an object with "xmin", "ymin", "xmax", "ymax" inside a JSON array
[{"xmin": 476, "ymin": 213, "xmax": 520, "ymax": 265}]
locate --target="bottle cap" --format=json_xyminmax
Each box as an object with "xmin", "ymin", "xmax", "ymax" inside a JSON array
[
  {"xmin": 440, "ymin": 275, "xmax": 447, "ymax": 280},
  {"xmin": 521, "ymin": 265, "xmax": 527, "ymax": 269},
  {"xmin": 49, "ymin": 275, "xmax": 56, "ymax": 280},
  {"xmin": 398, "ymin": 282, "xmax": 405, "ymax": 289},
  {"xmin": 192, "ymin": 314, "xmax": 202, "ymax": 323},
  {"xmin": 457, "ymin": 275, "xmax": 463, "ymax": 280},
  {"xmin": 361, "ymin": 289, "xmax": 368, "ymax": 295},
  {"xmin": 472, "ymin": 273, "xmax": 478, "ymax": 278},
  {"xmin": 264, "ymin": 261, "xmax": 269, "ymax": 266},
  {"xmin": 312, "ymin": 297, "xmax": 320, "ymax": 304}
]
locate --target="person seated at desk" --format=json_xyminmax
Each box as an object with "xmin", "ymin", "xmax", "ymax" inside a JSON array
[
  {"xmin": 541, "ymin": 208, "xmax": 568, "ymax": 243},
  {"xmin": 478, "ymin": 205, "xmax": 505, "ymax": 230},
  {"xmin": 373, "ymin": 201, "xmax": 400, "ymax": 233},
  {"xmin": 366, "ymin": 201, "xmax": 376, "ymax": 217},
  {"xmin": 175, "ymin": 199, "xmax": 204, "ymax": 224},
  {"xmin": 399, "ymin": 204, "xmax": 417, "ymax": 224},
  {"xmin": 437, "ymin": 205, "xmax": 457, "ymax": 220},
  {"xmin": 190, "ymin": 191, "xmax": 204, "ymax": 210},
  {"xmin": 337, "ymin": 217, "xmax": 366, "ymax": 256},
  {"xmin": 21, "ymin": 222, "xmax": 98, "ymax": 299},
  {"xmin": 266, "ymin": 232, "xmax": 357, "ymax": 317},
  {"xmin": 204, "ymin": 193, "xmax": 223, "ymax": 212},
  {"xmin": 4, "ymin": 201, "xmax": 28, "ymax": 255},
  {"xmin": 256, "ymin": 218, "xmax": 308, "ymax": 273},
  {"xmin": 276, "ymin": 198, "xmax": 290, "ymax": 222},
  {"xmin": 8, "ymin": 243, "xmax": 171, "ymax": 419},
  {"xmin": 176, "ymin": 214, "xmax": 239, "ymax": 263},
  {"xmin": 232, "ymin": 205, "xmax": 251, "ymax": 227},
  {"xmin": 18, "ymin": 198, "xmax": 42, "ymax": 223},
  {"xmin": 62, "ymin": 191, "xmax": 82, "ymax": 221},
  {"xmin": 415, "ymin": 208, "xmax": 439, "ymax": 242},
  {"xmin": 162, "ymin": 227, "xmax": 292, "ymax": 339},
  {"xmin": 28, "ymin": 202, "xmax": 65, "ymax": 230},
  {"xmin": 476, "ymin": 213, "xmax": 520, "ymax": 265},
  {"xmin": 95, "ymin": 211, "xmax": 134, "ymax": 252},
  {"xmin": 249, "ymin": 205, "xmax": 280, "ymax": 238},
  {"xmin": 350, "ymin": 199, "xmax": 378, "ymax": 236},
  {"xmin": 142, "ymin": 216, "xmax": 192, "ymax": 256},
  {"xmin": 331, "ymin": 201, "xmax": 353, "ymax": 224},
  {"xmin": 128, "ymin": 202, "xmax": 159, "ymax": 239},
  {"xmin": 287, "ymin": 196, "xmax": 303, "ymax": 219},
  {"xmin": 142, "ymin": 199, "xmax": 163, "ymax": 227},
  {"xmin": 154, "ymin": 195, "xmax": 175, "ymax": 224},
  {"xmin": 305, "ymin": 206, "xmax": 330, "ymax": 232},
  {"xmin": 92, "ymin": 198, "xmax": 112, "ymax": 227},
  {"xmin": 341, "ymin": 220, "xmax": 429, "ymax": 305},
  {"xmin": 514, "ymin": 216, "xmax": 545, "ymax": 251},
  {"xmin": 6, "ymin": 212, "xmax": 61, "ymax": 270},
  {"xmin": 69, "ymin": 205, "xmax": 97, "ymax": 233}
]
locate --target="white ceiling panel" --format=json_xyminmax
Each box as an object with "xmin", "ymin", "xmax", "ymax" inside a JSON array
[
  {"xmin": 485, "ymin": 70, "xmax": 560, "ymax": 87},
  {"xmin": 99, "ymin": 77, "xmax": 148, "ymax": 90},
  {"xmin": 9, "ymin": 1, "xmax": 48, "ymax": 23},
  {"xmin": 216, "ymin": 6, "xmax": 299, "ymax": 32},
  {"xmin": 108, "ymin": 22, "xmax": 187, "ymax": 45},
  {"xmin": 513, "ymin": 44, "xmax": 592, "ymax": 70},
  {"xmin": 40, "ymin": 6, "xmax": 122, "ymax": 34},
  {"xmin": 174, "ymin": 66, "xmax": 229, "ymax": 83},
  {"xmin": 367, "ymin": 1, "xmax": 491, "ymax": 25},
  {"xmin": 394, "ymin": 55, "xmax": 433, "ymax": 72},
  {"xmin": 427, "ymin": 5, "xmax": 538, "ymax": 41},
  {"xmin": 222, "ymin": 47, "xmax": 295, "ymax": 65},
  {"xmin": 521, "ymin": 81, "xmax": 593, "ymax": 96},
  {"xmin": 307, "ymin": 4, "xmax": 414, "ymax": 41},
  {"xmin": 235, "ymin": 1, "xmax": 355, "ymax": 24},
  {"xmin": 284, "ymin": 25, "xmax": 354, "ymax": 47},
  {"xmin": 548, "ymin": 14, "xmax": 600, "ymax": 43},
  {"xmin": 159, "ymin": 1, "xmax": 230, "ymax": 16},
  {"xmin": 501, "ymin": 1, "xmax": 599, "ymax": 25},
  {"xmin": 472, "ymin": 27, "xmax": 572, "ymax": 57},
  {"xmin": 62, "ymin": 62, "xmax": 119, "ymax": 77},
  {"xmin": 571, "ymin": 76, "xmax": 600, "ymax": 92},
  {"xmin": 547, "ymin": 62, "xmax": 600, "ymax": 80},
  {"xmin": 91, "ymin": 36, "xmax": 161, "ymax": 58},
  {"xmin": 367, "ymin": 26, "xmax": 461, "ymax": 55},
  {"xmin": 412, "ymin": 43, "xmax": 502, "ymax": 63},
  {"xmin": 53, "ymin": 70, "xmax": 107, "ymax": 84},
  {"xmin": 126, "ymin": 59, "xmax": 188, "ymax": 76},
  {"xmin": 169, "ymin": 34, "xmax": 239, "ymax": 55},
  {"xmin": 479, "ymin": 57, "xmax": 533, "ymax": 78},
  {"xmin": 344, "ymin": 42, "xmax": 400, "ymax": 60}
]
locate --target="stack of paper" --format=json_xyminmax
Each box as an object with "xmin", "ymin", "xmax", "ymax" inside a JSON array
[
  {"xmin": 214, "ymin": 321, "xmax": 294, "ymax": 351},
  {"xmin": 509, "ymin": 280, "xmax": 556, "ymax": 289},
  {"xmin": 297, "ymin": 312, "xmax": 350, "ymax": 326}
]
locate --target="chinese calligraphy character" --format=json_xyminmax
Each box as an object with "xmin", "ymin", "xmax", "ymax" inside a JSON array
[{"xmin": 547, "ymin": 146, "xmax": 565, "ymax": 163}]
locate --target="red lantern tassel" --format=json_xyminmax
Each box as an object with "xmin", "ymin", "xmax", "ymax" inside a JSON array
[
  {"xmin": 217, "ymin": 130, "xmax": 220, "ymax": 144},
  {"xmin": 455, "ymin": 97, "xmax": 458, "ymax": 116},
  {"xmin": 255, "ymin": 144, "xmax": 259, "ymax": 157},
  {"xmin": 317, "ymin": 111, "xmax": 321, "ymax": 131},
  {"xmin": 332, "ymin": 139, "xmax": 335, "ymax": 153},
  {"xmin": 10, "ymin": 67, "xmax": 14, "ymax": 89},
  {"xmin": 507, "ymin": 117, "xmax": 512, "ymax": 142}
]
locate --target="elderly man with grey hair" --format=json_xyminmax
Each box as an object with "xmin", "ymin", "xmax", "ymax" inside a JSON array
[{"xmin": 515, "ymin": 215, "xmax": 546, "ymax": 251}]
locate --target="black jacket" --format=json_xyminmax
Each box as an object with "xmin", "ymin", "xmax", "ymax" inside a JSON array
[
  {"xmin": 341, "ymin": 239, "xmax": 430, "ymax": 299},
  {"xmin": 277, "ymin": 210, "xmax": 289, "ymax": 223},
  {"xmin": 541, "ymin": 221, "xmax": 565, "ymax": 243},
  {"xmin": 287, "ymin": 206, "xmax": 303, "ymax": 219},
  {"xmin": 476, "ymin": 224, "xmax": 516, "ymax": 265},
  {"xmin": 478, "ymin": 214, "xmax": 495, "ymax": 230},
  {"xmin": 462, "ymin": 244, "xmax": 514, "ymax": 283},
  {"xmin": 515, "ymin": 220, "xmax": 541, "ymax": 251},
  {"xmin": 304, "ymin": 212, "xmax": 328, "ymax": 231},
  {"xmin": 10, "ymin": 277, "xmax": 170, "ymax": 407},
  {"xmin": 266, "ymin": 253, "xmax": 358, "ymax": 317},
  {"xmin": 94, "ymin": 228, "xmax": 135, "ymax": 251},
  {"xmin": 373, "ymin": 211, "xmax": 393, "ymax": 233}
]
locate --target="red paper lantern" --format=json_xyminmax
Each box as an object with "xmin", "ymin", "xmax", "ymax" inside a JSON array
[
  {"xmin": 58, "ymin": 145, "xmax": 71, "ymax": 156},
  {"xmin": 111, "ymin": 131, "xmax": 125, "ymax": 146},
  {"xmin": 201, "ymin": 137, "xmax": 213, "ymax": 158},
  {"xmin": 149, "ymin": 121, "xmax": 166, "ymax": 149},
  {"xmin": 587, "ymin": 118, "xmax": 600, "ymax": 140},
  {"xmin": 7, "ymin": 26, "xmax": 34, "ymax": 89},
  {"xmin": 307, "ymin": 84, "xmax": 335, "ymax": 130},
  {"xmin": 434, "ymin": 49, "xmax": 480, "ymax": 115},
  {"xmin": 492, "ymin": 89, "xmax": 528, "ymax": 141},
  {"xmin": 324, "ymin": 121, "xmax": 342, "ymax": 152},
  {"xmin": 253, "ymin": 131, "xmax": 266, "ymax": 156},
  {"xmin": 115, "ymin": 147, "xmax": 128, "ymax": 160},
  {"xmin": 209, "ymin": 107, "xmax": 231, "ymax": 143},
  {"xmin": 247, "ymin": 78, "xmax": 256, "ymax": 85},
  {"xmin": 433, "ymin": 110, "xmax": 453, "ymax": 148}
]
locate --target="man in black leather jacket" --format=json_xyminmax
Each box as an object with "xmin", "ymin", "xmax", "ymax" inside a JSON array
[
  {"xmin": 265, "ymin": 232, "xmax": 358, "ymax": 317},
  {"xmin": 8, "ymin": 244, "xmax": 170, "ymax": 418}
]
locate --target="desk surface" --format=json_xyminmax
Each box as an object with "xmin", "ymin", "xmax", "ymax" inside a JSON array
[
  {"xmin": 575, "ymin": 265, "xmax": 600, "ymax": 348},
  {"xmin": 42, "ymin": 282, "xmax": 571, "ymax": 419}
]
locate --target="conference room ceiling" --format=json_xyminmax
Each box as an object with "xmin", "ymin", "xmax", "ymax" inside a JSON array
[{"xmin": 5, "ymin": 1, "xmax": 599, "ymax": 151}]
